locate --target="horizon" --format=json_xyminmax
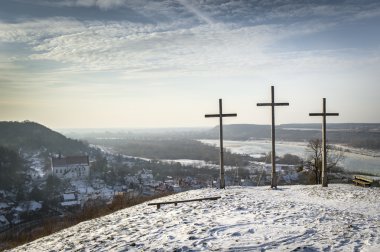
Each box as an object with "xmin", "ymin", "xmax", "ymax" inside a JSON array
[
  {"xmin": 1, "ymin": 0, "xmax": 380, "ymax": 128},
  {"xmin": 3, "ymin": 120, "xmax": 380, "ymax": 132},
  {"xmin": 56, "ymin": 121, "xmax": 380, "ymax": 129}
]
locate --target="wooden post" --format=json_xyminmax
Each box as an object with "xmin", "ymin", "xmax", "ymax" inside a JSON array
[
  {"xmin": 205, "ymin": 99, "xmax": 237, "ymax": 189},
  {"xmin": 309, "ymin": 98, "xmax": 339, "ymax": 187},
  {"xmin": 270, "ymin": 86, "xmax": 276, "ymax": 188},
  {"xmin": 257, "ymin": 86, "xmax": 289, "ymax": 188},
  {"xmin": 219, "ymin": 99, "xmax": 224, "ymax": 189},
  {"xmin": 322, "ymin": 98, "xmax": 327, "ymax": 187}
]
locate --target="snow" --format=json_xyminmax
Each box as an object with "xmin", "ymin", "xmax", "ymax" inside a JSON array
[
  {"xmin": 61, "ymin": 201, "xmax": 80, "ymax": 207},
  {"xmin": 10, "ymin": 184, "xmax": 380, "ymax": 251},
  {"xmin": 15, "ymin": 201, "xmax": 42, "ymax": 212},
  {"xmin": 23, "ymin": 151, "xmax": 46, "ymax": 179},
  {"xmin": 66, "ymin": 180, "xmax": 121, "ymax": 206},
  {"xmin": 161, "ymin": 159, "xmax": 213, "ymax": 167},
  {"xmin": 63, "ymin": 194, "xmax": 76, "ymax": 201}
]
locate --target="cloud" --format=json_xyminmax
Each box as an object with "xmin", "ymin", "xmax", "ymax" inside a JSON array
[
  {"xmin": 20, "ymin": 21, "xmax": 277, "ymax": 75},
  {"xmin": 0, "ymin": 0, "xmax": 379, "ymax": 79},
  {"xmin": 177, "ymin": 0, "xmax": 214, "ymax": 25},
  {"xmin": 35, "ymin": 0, "xmax": 127, "ymax": 10},
  {"xmin": 1, "ymin": 0, "xmax": 380, "ymax": 127},
  {"xmin": 0, "ymin": 18, "xmax": 86, "ymax": 43}
]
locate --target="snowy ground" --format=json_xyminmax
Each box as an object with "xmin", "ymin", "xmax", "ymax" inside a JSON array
[{"xmin": 10, "ymin": 184, "xmax": 380, "ymax": 252}]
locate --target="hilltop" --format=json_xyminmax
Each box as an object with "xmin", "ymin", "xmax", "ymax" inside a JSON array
[
  {"xmin": 0, "ymin": 121, "xmax": 89, "ymax": 154},
  {"xmin": 10, "ymin": 184, "xmax": 380, "ymax": 251}
]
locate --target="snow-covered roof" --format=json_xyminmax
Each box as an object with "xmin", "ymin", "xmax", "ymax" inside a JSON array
[
  {"xmin": 15, "ymin": 201, "xmax": 42, "ymax": 212},
  {"xmin": 63, "ymin": 194, "xmax": 76, "ymax": 201},
  {"xmin": 52, "ymin": 156, "xmax": 89, "ymax": 167},
  {"xmin": 61, "ymin": 201, "xmax": 80, "ymax": 207}
]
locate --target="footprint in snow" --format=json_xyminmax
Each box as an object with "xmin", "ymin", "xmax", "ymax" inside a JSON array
[
  {"xmin": 247, "ymin": 228, "xmax": 255, "ymax": 234},
  {"xmin": 231, "ymin": 232, "xmax": 241, "ymax": 237}
]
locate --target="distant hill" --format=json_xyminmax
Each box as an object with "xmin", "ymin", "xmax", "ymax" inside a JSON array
[
  {"xmin": 0, "ymin": 121, "xmax": 89, "ymax": 155},
  {"xmin": 202, "ymin": 123, "xmax": 380, "ymax": 150}
]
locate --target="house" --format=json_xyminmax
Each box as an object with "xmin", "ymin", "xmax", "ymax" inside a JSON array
[
  {"xmin": 138, "ymin": 169, "xmax": 154, "ymax": 184},
  {"xmin": 51, "ymin": 155, "xmax": 90, "ymax": 179},
  {"xmin": 61, "ymin": 193, "xmax": 80, "ymax": 208},
  {"xmin": 15, "ymin": 201, "xmax": 42, "ymax": 212}
]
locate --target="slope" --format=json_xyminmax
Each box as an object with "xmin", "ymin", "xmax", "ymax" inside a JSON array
[
  {"xmin": 0, "ymin": 121, "xmax": 89, "ymax": 154},
  {"xmin": 10, "ymin": 184, "xmax": 380, "ymax": 251}
]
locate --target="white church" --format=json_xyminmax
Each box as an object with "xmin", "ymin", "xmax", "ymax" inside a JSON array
[{"xmin": 51, "ymin": 155, "xmax": 90, "ymax": 179}]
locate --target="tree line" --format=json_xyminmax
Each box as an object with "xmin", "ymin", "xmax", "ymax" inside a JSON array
[{"xmin": 0, "ymin": 146, "xmax": 26, "ymax": 191}]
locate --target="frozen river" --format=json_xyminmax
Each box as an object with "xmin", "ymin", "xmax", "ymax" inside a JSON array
[{"xmin": 200, "ymin": 139, "xmax": 380, "ymax": 176}]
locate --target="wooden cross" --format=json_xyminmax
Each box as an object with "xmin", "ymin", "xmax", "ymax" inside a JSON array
[
  {"xmin": 309, "ymin": 98, "xmax": 339, "ymax": 187},
  {"xmin": 205, "ymin": 99, "xmax": 237, "ymax": 189},
  {"xmin": 257, "ymin": 86, "xmax": 289, "ymax": 189}
]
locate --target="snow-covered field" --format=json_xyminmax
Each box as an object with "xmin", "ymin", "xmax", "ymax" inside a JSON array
[{"xmin": 10, "ymin": 184, "xmax": 380, "ymax": 251}]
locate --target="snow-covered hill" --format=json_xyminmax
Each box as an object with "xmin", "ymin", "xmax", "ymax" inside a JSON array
[{"xmin": 10, "ymin": 184, "xmax": 380, "ymax": 251}]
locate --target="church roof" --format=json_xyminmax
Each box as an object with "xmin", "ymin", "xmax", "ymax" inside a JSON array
[{"xmin": 52, "ymin": 156, "xmax": 89, "ymax": 167}]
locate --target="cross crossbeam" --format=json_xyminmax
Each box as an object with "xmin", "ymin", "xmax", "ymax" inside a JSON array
[
  {"xmin": 309, "ymin": 113, "xmax": 339, "ymax": 116},
  {"xmin": 257, "ymin": 103, "xmax": 289, "ymax": 107},
  {"xmin": 205, "ymin": 114, "xmax": 237, "ymax": 118},
  {"xmin": 257, "ymin": 86, "xmax": 289, "ymax": 189},
  {"xmin": 205, "ymin": 99, "xmax": 237, "ymax": 189},
  {"xmin": 309, "ymin": 98, "xmax": 339, "ymax": 187}
]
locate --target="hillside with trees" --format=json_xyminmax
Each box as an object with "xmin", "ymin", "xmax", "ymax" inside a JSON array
[
  {"xmin": 0, "ymin": 121, "xmax": 89, "ymax": 154},
  {"xmin": 0, "ymin": 146, "xmax": 26, "ymax": 190}
]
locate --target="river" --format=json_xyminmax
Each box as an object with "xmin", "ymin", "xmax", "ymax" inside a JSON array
[{"xmin": 199, "ymin": 139, "xmax": 380, "ymax": 176}]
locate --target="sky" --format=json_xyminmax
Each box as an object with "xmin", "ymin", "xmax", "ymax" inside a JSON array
[{"xmin": 0, "ymin": 0, "xmax": 380, "ymax": 129}]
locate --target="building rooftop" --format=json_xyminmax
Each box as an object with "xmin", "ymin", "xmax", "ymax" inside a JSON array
[{"xmin": 52, "ymin": 156, "xmax": 89, "ymax": 167}]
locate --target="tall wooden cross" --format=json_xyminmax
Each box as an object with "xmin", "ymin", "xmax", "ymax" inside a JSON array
[
  {"xmin": 205, "ymin": 99, "xmax": 237, "ymax": 189},
  {"xmin": 309, "ymin": 98, "xmax": 339, "ymax": 187},
  {"xmin": 257, "ymin": 86, "xmax": 289, "ymax": 188}
]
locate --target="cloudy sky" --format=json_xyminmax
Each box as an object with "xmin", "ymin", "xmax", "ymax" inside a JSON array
[{"xmin": 1, "ymin": 0, "xmax": 379, "ymax": 128}]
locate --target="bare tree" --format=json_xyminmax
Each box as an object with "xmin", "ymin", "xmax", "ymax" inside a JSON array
[{"xmin": 306, "ymin": 139, "xmax": 344, "ymax": 184}]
